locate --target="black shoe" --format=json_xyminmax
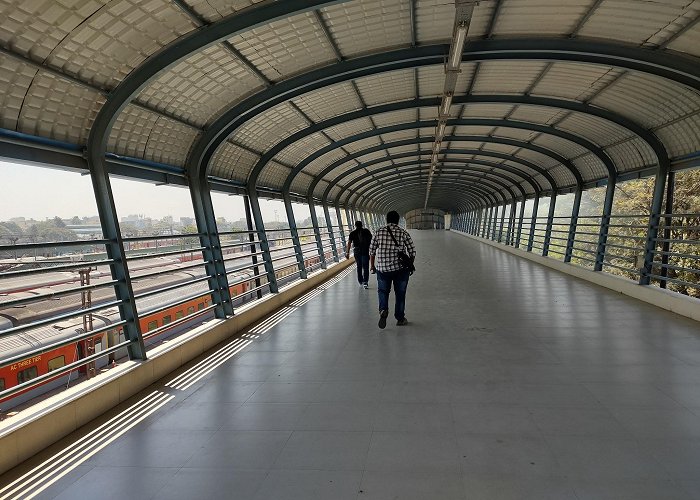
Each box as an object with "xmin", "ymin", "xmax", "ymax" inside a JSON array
[
  {"xmin": 378, "ymin": 309, "xmax": 388, "ymax": 329},
  {"xmin": 396, "ymin": 317, "xmax": 408, "ymax": 326}
]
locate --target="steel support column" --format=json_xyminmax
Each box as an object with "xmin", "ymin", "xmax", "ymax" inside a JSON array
[
  {"xmin": 542, "ymin": 193, "xmax": 557, "ymax": 257},
  {"xmin": 528, "ymin": 197, "xmax": 540, "ymax": 252},
  {"xmin": 308, "ymin": 198, "xmax": 328, "ymax": 269},
  {"xmin": 595, "ymin": 176, "xmax": 617, "ymax": 272},
  {"xmin": 248, "ymin": 190, "xmax": 279, "ymax": 293},
  {"xmin": 335, "ymin": 204, "xmax": 347, "ymax": 250},
  {"xmin": 244, "ymin": 195, "xmax": 263, "ymax": 299},
  {"xmin": 283, "ymin": 193, "xmax": 309, "ymax": 278},
  {"xmin": 189, "ymin": 175, "xmax": 234, "ymax": 317},
  {"xmin": 498, "ymin": 203, "xmax": 507, "ymax": 243},
  {"xmin": 659, "ymin": 171, "xmax": 675, "ymax": 288},
  {"xmin": 323, "ymin": 203, "xmax": 339, "ymax": 263},
  {"xmin": 564, "ymin": 188, "xmax": 583, "ymax": 263},
  {"xmin": 640, "ymin": 163, "xmax": 670, "ymax": 284}
]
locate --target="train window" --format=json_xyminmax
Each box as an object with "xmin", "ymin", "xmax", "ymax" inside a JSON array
[
  {"xmin": 17, "ymin": 366, "xmax": 38, "ymax": 384},
  {"xmin": 0, "ymin": 378, "xmax": 4, "ymax": 391},
  {"xmin": 48, "ymin": 356, "xmax": 65, "ymax": 372},
  {"xmin": 176, "ymin": 311, "xmax": 184, "ymax": 319},
  {"xmin": 197, "ymin": 302, "xmax": 204, "ymax": 311},
  {"xmin": 163, "ymin": 315, "xmax": 172, "ymax": 325},
  {"xmin": 147, "ymin": 320, "xmax": 158, "ymax": 331},
  {"xmin": 187, "ymin": 306, "xmax": 195, "ymax": 314}
]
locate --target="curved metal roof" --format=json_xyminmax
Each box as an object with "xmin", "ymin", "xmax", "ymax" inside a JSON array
[{"xmin": 1, "ymin": 0, "xmax": 699, "ymax": 213}]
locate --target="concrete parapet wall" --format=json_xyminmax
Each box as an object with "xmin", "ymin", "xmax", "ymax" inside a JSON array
[
  {"xmin": 0, "ymin": 260, "xmax": 352, "ymax": 475},
  {"xmin": 455, "ymin": 231, "xmax": 700, "ymax": 323}
]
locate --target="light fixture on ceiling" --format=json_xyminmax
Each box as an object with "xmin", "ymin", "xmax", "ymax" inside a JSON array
[
  {"xmin": 440, "ymin": 93, "xmax": 453, "ymax": 116},
  {"xmin": 436, "ymin": 121, "xmax": 446, "ymax": 137},
  {"xmin": 447, "ymin": 22, "xmax": 468, "ymax": 71}
]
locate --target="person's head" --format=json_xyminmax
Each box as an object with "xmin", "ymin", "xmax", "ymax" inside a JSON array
[
  {"xmin": 355, "ymin": 221, "xmax": 363, "ymax": 229},
  {"xmin": 386, "ymin": 211, "xmax": 400, "ymax": 224}
]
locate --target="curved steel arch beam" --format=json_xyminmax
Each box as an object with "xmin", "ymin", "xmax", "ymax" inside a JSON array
[
  {"xmin": 254, "ymin": 94, "xmax": 664, "ymax": 192},
  {"xmin": 368, "ymin": 183, "xmax": 494, "ymax": 214},
  {"xmin": 344, "ymin": 163, "xmax": 527, "ymax": 209},
  {"xmin": 314, "ymin": 133, "xmax": 568, "ymax": 207},
  {"xmin": 359, "ymin": 175, "xmax": 507, "ymax": 213},
  {"xmin": 355, "ymin": 171, "xmax": 518, "ymax": 209},
  {"xmin": 293, "ymin": 121, "xmax": 589, "ymax": 199},
  {"xmin": 323, "ymin": 149, "xmax": 547, "ymax": 204},
  {"xmin": 192, "ymin": 38, "xmax": 694, "ymax": 182},
  {"xmin": 286, "ymin": 118, "xmax": 611, "ymax": 196},
  {"xmin": 372, "ymin": 188, "xmax": 483, "ymax": 215},
  {"xmin": 330, "ymin": 156, "xmax": 538, "ymax": 207},
  {"xmin": 87, "ymin": 0, "xmax": 345, "ymax": 165}
]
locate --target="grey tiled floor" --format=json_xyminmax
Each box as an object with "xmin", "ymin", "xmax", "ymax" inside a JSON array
[{"xmin": 4, "ymin": 231, "xmax": 700, "ymax": 499}]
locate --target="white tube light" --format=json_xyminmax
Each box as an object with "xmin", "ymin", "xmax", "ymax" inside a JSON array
[
  {"xmin": 448, "ymin": 24, "xmax": 468, "ymax": 70},
  {"xmin": 441, "ymin": 93, "xmax": 453, "ymax": 116}
]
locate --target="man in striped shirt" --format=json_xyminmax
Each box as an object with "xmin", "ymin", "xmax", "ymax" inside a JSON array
[{"xmin": 369, "ymin": 211, "xmax": 416, "ymax": 329}]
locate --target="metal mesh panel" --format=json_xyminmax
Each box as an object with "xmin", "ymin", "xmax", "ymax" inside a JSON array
[
  {"xmin": 451, "ymin": 125, "xmax": 497, "ymax": 137},
  {"xmin": 292, "ymin": 82, "xmax": 363, "ymax": 122},
  {"xmin": 344, "ymin": 136, "xmax": 382, "ymax": 154},
  {"xmin": 354, "ymin": 69, "xmax": 415, "ymax": 106},
  {"xmin": 417, "ymin": 64, "xmax": 475, "ymax": 97},
  {"xmin": 229, "ymin": 12, "xmax": 336, "ymax": 81},
  {"xmin": 290, "ymin": 175, "xmax": 313, "ymax": 196},
  {"xmin": 0, "ymin": 55, "xmax": 36, "ymax": 130},
  {"xmin": 385, "ymin": 144, "xmax": 419, "ymax": 156},
  {"xmin": 491, "ymin": 127, "xmax": 539, "ymax": 143},
  {"xmin": 372, "ymin": 109, "xmax": 420, "ymax": 128},
  {"xmin": 107, "ymin": 104, "xmax": 158, "ymax": 158},
  {"xmin": 493, "ymin": 0, "xmax": 589, "ymax": 36},
  {"xmin": 210, "ymin": 141, "xmax": 260, "ymax": 182},
  {"xmin": 258, "ymin": 161, "xmax": 291, "ymax": 190},
  {"xmin": 143, "ymin": 117, "xmax": 199, "ymax": 166},
  {"xmin": 665, "ymin": 11, "xmax": 700, "ymax": 58},
  {"xmin": 138, "ymin": 45, "xmax": 263, "ymax": 128},
  {"xmin": 415, "ymin": 0, "xmax": 455, "ymax": 42},
  {"xmin": 419, "ymin": 107, "xmax": 439, "ymax": 121},
  {"xmin": 603, "ymin": 139, "xmax": 649, "ymax": 173},
  {"xmin": 531, "ymin": 62, "xmax": 621, "ymax": 101},
  {"xmin": 462, "ymin": 104, "xmax": 508, "ymax": 119},
  {"xmin": 573, "ymin": 153, "xmax": 609, "ymax": 182},
  {"xmin": 656, "ymin": 115, "xmax": 700, "ymax": 158},
  {"xmin": 507, "ymin": 106, "xmax": 567, "ymax": 126},
  {"xmin": 546, "ymin": 164, "xmax": 578, "ymax": 188},
  {"xmin": 324, "ymin": 117, "xmax": 374, "ymax": 141},
  {"xmin": 46, "ymin": 1, "xmax": 194, "ymax": 90},
  {"xmin": 321, "ymin": 0, "xmax": 411, "ymax": 57},
  {"xmin": 380, "ymin": 129, "xmax": 419, "ymax": 143},
  {"xmin": 185, "ymin": 0, "xmax": 267, "ymax": 23},
  {"xmin": 356, "ymin": 151, "xmax": 390, "ymax": 164},
  {"xmin": 472, "ymin": 61, "xmax": 550, "ymax": 95},
  {"xmin": 234, "ymin": 102, "xmax": 308, "ymax": 152},
  {"xmin": 516, "ymin": 149, "xmax": 558, "ymax": 170},
  {"xmin": 274, "ymin": 132, "xmax": 331, "ymax": 169},
  {"xmin": 502, "ymin": 159, "xmax": 542, "ymax": 183},
  {"xmin": 466, "ymin": 1, "xmax": 500, "ymax": 38},
  {"xmin": 591, "ymin": 73, "xmax": 700, "ymax": 129},
  {"xmin": 305, "ymin": 148, "xmax": 348, "ymax": 176},
  {"xmin": 578, "ymin": 0, "xmax": 693, "ymax": 46},
  {"xmin": 17, "ymin": 72, "xmax": 104, "ymax": 145},
  {"xmin": 532, "ymin": 134, "xmax": 590, "ymax": 160},
  {"xmin": 556, "ymin": 113, "xmax": 632, "ymax": 147}
]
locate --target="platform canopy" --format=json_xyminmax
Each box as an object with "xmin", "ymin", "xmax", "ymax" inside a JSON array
[{"xmin": 1, "ymin": 0, "xmax": 699, "ymax": 214}]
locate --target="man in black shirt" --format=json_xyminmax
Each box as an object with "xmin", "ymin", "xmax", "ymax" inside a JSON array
[{"xmin": 345, "ymin": 221, "xmax": 372, "ymax": 288}]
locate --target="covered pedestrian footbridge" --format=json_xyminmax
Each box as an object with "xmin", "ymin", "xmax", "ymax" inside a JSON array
[{"xmin": 1, "ymin": 0, "xmax": 700, "ymax": 497}]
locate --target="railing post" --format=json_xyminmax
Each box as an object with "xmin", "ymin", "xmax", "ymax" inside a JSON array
[
  {"xmin": 336, "ymin": 204, "xmax": 347, "ymax": 250},
  {"xmin": 283, "ymin": 193, "xmax": 308, "ymax": 279},
  {"xmin": 595, "ymin": 175, "xmax": 617, "ymax": 272},
  {"xmin": 515, "ymin": 197, "xmax": 526, "ymax": 248},
  {"xmin": 564, "ymin": 188, "xmax": 583, "ymax": 263},
  {"xmin": 248, "ymin": 190, "xmax": 279, "ymax": 293},
  {"xmin": 323, "ymin": 203, "xmax": 339, "ymax": 262},
  {"xmin": 244, "ymin": 195, "xmax": 262, "ymax": 299},
  {"xmin": 308, "ymin": 197, "xmax": 327, "ymax": 269},
  {"xmin": 659, "ymin": 171, "xmax": 675, "ymax": 288},
  {"xmin": 190, "ymin": 175, "xmax": 233, "ymax": 318},
  {"xmin": 498, "ymin": 204, "xmax": 507, "ymax": 243},
  {"xmin": 491, "ymin": 205, "xmax": 499, "ymax": 240},
  {"xmin": 527, "ymin": 196, "xmax": 540, "ymax": 252},
  {"xmin": 88, "ymin": 156, "xmax": 146, "ymax": 360},
  {"xmin": 640, "ymin": 159, "xmax": 670, "ymax": 284},
  {"xmin": 542, "ymin": 193, "xmax": 557, "ymax": 257}
]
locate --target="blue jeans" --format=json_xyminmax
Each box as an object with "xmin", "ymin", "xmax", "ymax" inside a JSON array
[
  {"xmin": 376, "ymin": 269, "xmax": 410, "ymax": 320},
  {"xmin": 354, "ymin": 252, "xmax": 370, "ymax": 284}
]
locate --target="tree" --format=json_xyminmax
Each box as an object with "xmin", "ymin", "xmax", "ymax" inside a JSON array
[{"xmin": 53, "ymin": 216, "xmax": 66, "ymax": 228}]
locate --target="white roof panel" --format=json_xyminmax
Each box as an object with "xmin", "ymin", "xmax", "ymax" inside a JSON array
[
  {"xmin": 415, "ymin": 0, "xmax": 455, "ymax": 43},
  {"xmin": 354, "ymin": 69, "xmax": 415, "ymax": 106},
  {"xmin": 143, "ymin": 117, "xmax": 199, "ymax": 167},
  {"xmin": 210, "ymin": 142, "xmax": 260, "ymax": 182},
  {"xmin": 492, "ymin": 0, "xmax": 589, "ymax": 36},
  {"xmin": 233, "ymin": 102, "xmax": 308, "ymax": 153},
  {"xmin": 107, "ymin": 104, "xmax": 158, "ymax": 158},
  {"xmin": 274, "ymin": 132, "xmax": 331, "ymax": 170},
  {"xmin": 184, "ymin": 0, "xmax": 267, "ymax": 23},
  {"xmin": 292, "ymin": 82, "xmax": 363, "ymax": 122},
  {"xmin": 472, "ymin": 61, "xmax": 550, "ymax": 95},
  {"xmin": 229, "ymin": 12, "xmax": 336, "ymax": 81},
  {"xmin": 325, "ymin": 117, "xmax": 374, "ymax": 142},
  {"xmin": 321, "ymin": 0, "xmax": 412, "ymax": 57}
]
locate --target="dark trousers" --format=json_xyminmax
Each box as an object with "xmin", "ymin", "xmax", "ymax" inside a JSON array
[
  {"xmin": 376, "ymin": 269, "xmax": 410, "ymax": 320},
  {"xmin": 354, "ymin": 252, "xmax": 370, "ymax": 284}
]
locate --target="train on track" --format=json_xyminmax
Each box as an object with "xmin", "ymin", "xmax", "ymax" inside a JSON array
[{"xmin": 0, "ymin": 250, "xmax": 326, "ymax": 407}]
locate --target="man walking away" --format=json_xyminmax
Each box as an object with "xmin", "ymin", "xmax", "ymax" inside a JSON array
[
  {"xmin": 369, "ymin": 211, "xmax": 416, "ymax": 328},
  {"xmin": 345, "ymin": 221, "xmax": 372, "ymax": 288}
]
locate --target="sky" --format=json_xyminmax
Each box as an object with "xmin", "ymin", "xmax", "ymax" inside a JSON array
[{"xmin": 0, "ymin": 160, "xmax": 310, "ymax": 223}]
